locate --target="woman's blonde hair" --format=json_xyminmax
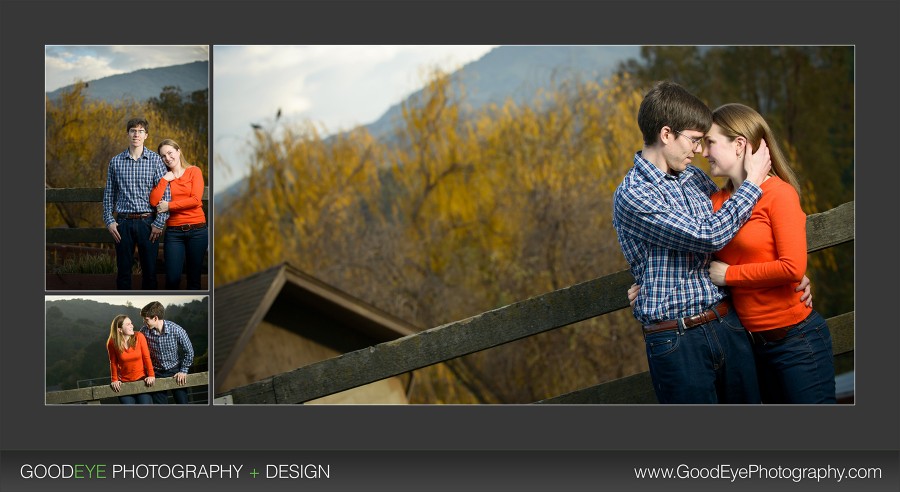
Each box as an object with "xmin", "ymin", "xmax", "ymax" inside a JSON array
[
  {"xmin": 157, "ymin": 139, "xmax": 193, "ymax": 168},
  {"xmin": 712, "ymin": 103, "xmax": 801, "ymax": 195},
  {"xmin": 107, "ymin": 315, "xmax": 136, "ymax": 353}
]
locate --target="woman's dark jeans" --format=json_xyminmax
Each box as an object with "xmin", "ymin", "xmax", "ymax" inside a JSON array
[
  {"xmin": 752, "ymin": 310, "xmax": 836, "ymax": 404},
  {"xmin": 163, "ymin": 225, "xmax": 208, "ymax": 290},
  {"xmin": 118, "ymin": 393, "xmax": 152, "ymax": 404}
]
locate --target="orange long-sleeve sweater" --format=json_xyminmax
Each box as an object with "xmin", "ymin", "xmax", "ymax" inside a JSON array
[
  {"xmin": 711, "ymin": 176, "xmax": 811, "ymax": 331},
  {"xmin": 149, "ymin": 166, "xmax": 206, "ymax": 226},
  {"xmin": 107, "ymin": 332, "xmax": 155, "ymax": 382}
]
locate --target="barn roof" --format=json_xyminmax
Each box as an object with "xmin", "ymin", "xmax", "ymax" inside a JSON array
[{"xmin": 214, "ymin": 263, "xmax": 419, "ymax": 392}]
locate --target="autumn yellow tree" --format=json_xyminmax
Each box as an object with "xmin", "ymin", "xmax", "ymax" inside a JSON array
[
  {"xmin": 214, "ymin": 70, "xmax": 652, "ymax": 403},
  {"xmin": 46, "ymin": 82, "xmax": 209, "ymax": 230}
]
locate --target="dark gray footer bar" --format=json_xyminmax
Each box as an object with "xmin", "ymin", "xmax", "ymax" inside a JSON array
[{"xmin": 2, "ymin": 450, "xmax": 897, "ymax": 491}]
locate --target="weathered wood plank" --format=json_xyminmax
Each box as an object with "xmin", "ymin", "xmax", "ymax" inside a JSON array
[
  {"xmin": 806, "ymin": 201, "xmax": 854, "ymax": 253},
  {"xmin": 46, "ymin": 372, "xmax": 209, "ymax": 404},
  {"xmin": 228, "ymin": 377, "xmax": 279, "ymax": 404},
  {"xmin": 46, "ymin": 187, "xmax": 209, "ymax": 202},
  {"xmin": 46, "ymin": 273, "xmax": 209, "ymax": 291},
  {"xmin": 46, "ymin": 387, "xmax": 93, "ymax": 405},
  {"xmin": 45, "ymin": 188, "xmax": 105, "ymax": 202},
  {"xmin": 47, "ymin": 228, "xmax": 115, "ymax": 244},
  {"xmin": 230, "ymin": 270, "xmax": 636, "ymax": 404},
  {"xmin": 829, "ymin": 311, "xmax": 854, "ymax": 356},
  {"xmin": 539, "ymin": 312, "xmax": 854, "ymax": 404},
  {"xmin": 536, "ymin": 372, "xmax": 656, "ymax": 405},
  {"xmin": 48, "ymin": 222, "xmax": 213, "ymax": 243}
]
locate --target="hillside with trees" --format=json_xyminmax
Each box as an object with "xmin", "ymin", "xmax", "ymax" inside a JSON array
[{"xmin": 46, "ymin": 60, "xmax": 208, "ymax": 105}]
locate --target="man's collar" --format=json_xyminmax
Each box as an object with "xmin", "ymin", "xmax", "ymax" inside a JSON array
[
  {"xmin": 127, "ymin": 146, "xmax": 146, "ymax": 160},
  {"xmin": 634, "ymin": 151, "xmax": 695, "ymax": 184},
  {"xmin": 148, "ymin": 320, "xmax": 167, "ymax": 334},
  {"xmin": 634, "ymin": 151, "xmax": 668, "ymax": 185}
]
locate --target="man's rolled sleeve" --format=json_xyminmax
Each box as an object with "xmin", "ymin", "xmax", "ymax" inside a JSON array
[
  {"xmin": 102, "ymin": 162, "xmax": 117, "ymax": 226},
  {"xmin": 177, "ymin": 329, "xmax": 194, "ymax": 374}
]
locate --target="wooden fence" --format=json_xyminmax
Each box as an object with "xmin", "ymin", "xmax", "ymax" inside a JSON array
[
  {"xmin": 218, "ymin": 201, "xmax": 854, "ymax": 404},
  {"xmin": 46, "ymin": 372, "xmax": 209, "ymax": 404},
  {"xmin": 45, "ymin": 187, "xmax": 209, "ymax": 244},
  {"xmin": 45, "ymin": 187, "xmax": 210, "ymax": 289}
]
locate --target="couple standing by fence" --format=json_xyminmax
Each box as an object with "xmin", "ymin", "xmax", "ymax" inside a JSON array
[
  {"xmin": 106, "ymin": 301, "xmax": 195, "ymax": 404},
  {"xmin": 102, "ymin": 117, "xmax": 207, "ymax": 290},
  {"xmin": 613, "ymin": 81, "xmax": 836, "ymax": 405}
]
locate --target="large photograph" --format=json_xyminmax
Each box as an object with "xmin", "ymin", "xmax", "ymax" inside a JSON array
[
  {"xmin": 45, "ymin": 45, "xmax": 210, "ymax": 291},
  {"xmin": 212, "ymin": 45, "xmax": 854, "ymax": 405}
]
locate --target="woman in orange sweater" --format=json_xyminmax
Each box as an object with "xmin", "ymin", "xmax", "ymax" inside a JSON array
[
  {"xmin": 704, "ymin": 104, "xmax": 835, "ymax": 403},
  {"xmin": 150, "ymin": 139, "xmax": 208, "ymax": 290},
  {"xmin": 107, "ymin": 315, "xmax": 155, "ymax": 404}
]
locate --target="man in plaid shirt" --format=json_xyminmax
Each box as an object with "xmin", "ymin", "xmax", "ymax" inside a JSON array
[
  {"xmin": 141, "ymin": 301, "xmax": 195, "ymax": 404},
  {"xmin": 612, "ymin": 82, "xmax": 774, "ymax": 404},
  {"xmin": 102, "ymin": 117, "xmax": 170, "ymax": 289}
]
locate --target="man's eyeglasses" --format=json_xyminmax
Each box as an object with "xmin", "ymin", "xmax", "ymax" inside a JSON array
[
  {"xmin": 128, "ymin": 129, "xmax": 146, "ymax": 135},
  {"xmin": 675, "ymin": 130, "xmax": 703, "ymax": 149}
]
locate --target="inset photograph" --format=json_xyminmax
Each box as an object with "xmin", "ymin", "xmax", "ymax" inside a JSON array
[
  {"xmin": 46, "ymin": 45, "xmax": 210, "ymax": 291},
  {"xmin": 45, "ymin": 295, "xmax": 209, "ymax": 405}
]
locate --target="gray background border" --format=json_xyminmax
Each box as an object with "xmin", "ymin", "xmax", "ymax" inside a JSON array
[{"xmin": 2, "ymin": 0, "xmax": 898, "ymax": 457}]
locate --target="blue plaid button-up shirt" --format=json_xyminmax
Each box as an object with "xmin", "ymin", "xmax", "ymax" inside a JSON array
[
  {"xmin": 102, "ymin": 147, "xmax": 170, "ymax": 229},
  {"xmin": 141, "ymin": 319, "xmax": 194, "ymax": 374},
  {"xmin": 612, "ymin": 151, "xmax": 761, "ymax": 325}
]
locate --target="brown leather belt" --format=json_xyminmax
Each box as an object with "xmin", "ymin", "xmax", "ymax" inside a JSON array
[
  {"xmin": 642, "ymin": 301, "xmax": 731, "ymax": 336},
  {"xmin": 748, "ymin": 327, "xmax": 792, "ymax": 344},
  {"xmin": 171, "ymin": 222, "xmax": 207, "ymax": 231},
  {"xmin": 118, "ymin": 212, "xmax": 154, "ymax": 219}
]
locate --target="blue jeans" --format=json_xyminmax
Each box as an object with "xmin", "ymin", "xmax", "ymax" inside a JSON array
[
  {"xmin": 163, "ymin": 225, "xmax": 208, "ymax": 290},
  {"xmin": 118, "ymin": 393, "xmax": 152, "ymax": 404},
  {"xmin": 752, "ymin": 311, "xmax": 836, "ymax": 404},
  {"xmin": 115, "ymin": 216, "xmax": 159, "ymax": 290},
  {"xmin": 645, "ymin": 307, "xmax": 760, "ymax": 404},
  {"xmin": 149, "ymin": 367, "xmax": 189, "ymax": 404}
]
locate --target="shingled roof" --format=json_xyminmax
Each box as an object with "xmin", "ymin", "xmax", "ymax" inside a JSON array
[{"xmin": 214, "ymin": 263, "xmax": 419, "ymax": 392}]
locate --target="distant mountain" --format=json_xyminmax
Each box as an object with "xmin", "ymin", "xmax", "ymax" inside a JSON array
[
  {"xmin": 215, "ymin": 46, "xmax": 640, "ymax": 208},
  {"xmin": 46, "ymin": 60, "xmax": 208, "ymax": 103},
  {"xmin": 365, "ymin": 46, "xmax": 640, "ymax": 140}
]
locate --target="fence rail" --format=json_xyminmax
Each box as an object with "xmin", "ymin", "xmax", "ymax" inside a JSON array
[
  {"xmin": 222, "ymin": 201, "xmax": 854, "ymax": 404},
  {"xmin": 45, "ymin": 187, "xmax": 209, "ymax": 244},
  {"xmin": 46, "ymin": 371, "xmax": 209, "ymax": 404}
]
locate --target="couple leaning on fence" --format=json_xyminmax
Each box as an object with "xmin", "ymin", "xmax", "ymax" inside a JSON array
[
  {"xmin": 102, "ymin": 117, "xmax": 207, "ymax": 290},
  {"xmin": 106, "ymin": 301, "xmax": 195, "ymax": 404},
  {"xmin": 613, "ymin": 81, "xmax": 836, "ymax": 404}
]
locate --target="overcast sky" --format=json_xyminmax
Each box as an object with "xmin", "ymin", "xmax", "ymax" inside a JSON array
[
  {"xmin": 45, "ymin": 45, "xmax": 209, "ymax": 92},
  {"xmin": 213, "ymin": 45, "xmax": 498, "ymax": 190}
]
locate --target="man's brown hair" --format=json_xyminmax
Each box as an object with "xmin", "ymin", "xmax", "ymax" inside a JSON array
[
  {"xmin": 141, "ymin": 301, "xmax": 165, "ymax": 320},
  {"xmin": 637, "ymin": 81, "xmax": 712, "ymax": 146}
]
